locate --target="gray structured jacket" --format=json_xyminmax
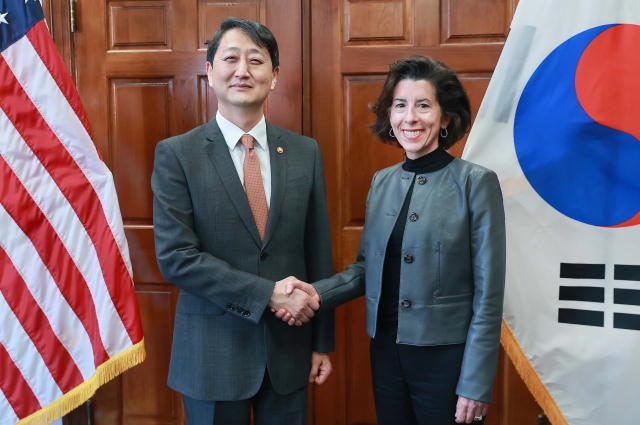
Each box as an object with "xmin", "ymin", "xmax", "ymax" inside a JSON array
[{"xmin": 313, "ymin": 157, "xmax": 505, "ymax": 403}]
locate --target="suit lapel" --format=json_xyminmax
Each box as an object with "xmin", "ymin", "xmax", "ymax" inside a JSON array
[
  {"xmin": 263, "ymin": 122, "xmax": 286, "ymax": 247},
  {"xmin": 205, "ymin": 119, "xmax": 262, "ymax": 247}
]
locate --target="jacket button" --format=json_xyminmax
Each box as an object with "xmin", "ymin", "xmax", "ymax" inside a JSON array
[
  {"xmin": 404, "ymin": 254, "xmax": 413, "ymax": 263},
  {"xmin": 409, "ymin": 213, "xmax": 418, "ymax": 222},
  {"xmin": 243, "ymin": 311, "xmax": 251, "ymax": 317},
  {"xmin": 260, "ymin": 252, "xmax": 268, "ymax": 260},
  {"xmin": 227, "ymin": 304, "xmax": 233, "ymax": 310},
  {"xmin": 401, "ymin": 299, "xmax": 411, "ymax": 308},
  {"xmin": 417, "ymin": 176, "xmax": 427, "ymax": 185}
]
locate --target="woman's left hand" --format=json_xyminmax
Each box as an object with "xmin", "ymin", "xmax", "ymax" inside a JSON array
[{"xmin": 455, "ymin": 396, "xmax": 489, "ymax": 423}]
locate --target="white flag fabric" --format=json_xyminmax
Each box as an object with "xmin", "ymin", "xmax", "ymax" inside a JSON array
[
  {"xmin": 0, "ymin": 1, "xmax": 145, "ymax": 424},
  {"xmin": 463, "ymin": 1, "xmax": 640, "ymax": 424}
]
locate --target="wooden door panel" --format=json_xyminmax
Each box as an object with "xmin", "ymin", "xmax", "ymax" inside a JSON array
[
  {"xmin": 93, "ymin": 377, "xmax": 121, "ymax": 424},
  {"xmin": 442, "ymin": 0, "xmax": 512, "ymax": 43},
  {"xmin": 198, "ymin": 75, "xmax": 219, "ymax": 125},
  {"xmin": 110, "ymin": 79, "xmax": 173, "ymax": 222},
  {"xmin": 105, "ymin": 70, "xmax": 176, "ymax": 425},
  {"xmin": 198, "ymin": 1, "xmax": 264, "ymax": 50},
  {"xmin": 122, "ymin": 285, "xmax": 180, "ymax": 424},
  {"xmin": 92, "ymin": 285, "xmax": 181, "ymax": 425},
  {"xmin": 344, "ymin": 76, "xmax": 404, "ymax": 226},
  {"xmin": 265, "ymin": 1, "xmax": 303, "ymax": 133},
  {"xmin": 341, "ymin": 45, "xmax": 503, "ymax": 74},
  {"xmin": 126, "ymin": 227, "xmax": 167, "ymax": 284},
  {"xmin": 108, "ymin": 1, "xmax": 173, "ymax": 50},
  {"xmin": 345, "ymin": 1, "xmax": 408, "ymax": 45}
]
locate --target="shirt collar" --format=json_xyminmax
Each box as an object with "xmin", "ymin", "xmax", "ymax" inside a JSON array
[{"xmin": 216, "ymin": 111, "xmax": 268, "ymax": 152}]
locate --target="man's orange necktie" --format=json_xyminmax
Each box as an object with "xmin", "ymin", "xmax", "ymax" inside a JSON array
[{"xmin": 240, "ymin": 134, "xmax": 268, "ymax": 241}]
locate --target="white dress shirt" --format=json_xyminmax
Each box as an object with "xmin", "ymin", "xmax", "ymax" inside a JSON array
[{"xmin": 216, "ymin": 111, "xmax": 271, "ymax": 207}]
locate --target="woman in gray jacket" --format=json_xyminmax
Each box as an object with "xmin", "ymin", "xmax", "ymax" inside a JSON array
[{"xmin": 278, "ymin": 55, "xmax": 506, "ymax": 425}]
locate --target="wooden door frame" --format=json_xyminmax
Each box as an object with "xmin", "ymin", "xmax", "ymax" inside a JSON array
[{"xmin": 42, "ymin": 0, "xmax": 76, "ymax": 83}]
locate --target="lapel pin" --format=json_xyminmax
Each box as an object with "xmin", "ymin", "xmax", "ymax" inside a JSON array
[{"xmin": 277, "ymin": 147, "xmax": 284, "ymax": 154}]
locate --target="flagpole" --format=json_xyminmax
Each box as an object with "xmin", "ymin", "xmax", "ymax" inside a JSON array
[{"xmin": 501, "ymin": 321, "xmax": 567, "ymax": 425}]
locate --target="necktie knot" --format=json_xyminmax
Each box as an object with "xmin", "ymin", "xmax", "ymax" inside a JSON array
[{"xmin": 240, "ymin": 134, "xmax": 254, "ymax": 150}]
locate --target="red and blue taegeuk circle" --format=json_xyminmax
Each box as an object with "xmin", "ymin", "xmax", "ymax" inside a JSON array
[{"xmin": 514, "ymin": 24, "xmax": 640, "ymax": 227}]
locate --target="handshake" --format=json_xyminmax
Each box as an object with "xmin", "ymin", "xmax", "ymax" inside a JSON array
[{"xmin": 267, "ymin": 277, "xmax": 320, "ymax": 326}]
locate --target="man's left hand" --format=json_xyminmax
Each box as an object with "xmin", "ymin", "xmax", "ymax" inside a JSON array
[{"xmin": 309, "ymin": 352, "xmax": 332, "ymax": 385}]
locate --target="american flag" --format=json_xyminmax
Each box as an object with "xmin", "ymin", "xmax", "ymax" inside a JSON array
[{"xmin": 0, "ymin": 1, "xmax": 145, "ymax": 424}]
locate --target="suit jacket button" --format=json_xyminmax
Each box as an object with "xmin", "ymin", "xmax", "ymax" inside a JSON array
[
  {"xmin": 409, "ymin": 213, "xmax": 418, "ymax": 222},
  {"xmin": 417, "ymin": 176, "xmax": 427, "ymax": 185},
  {"xmin": 227, "ymin": 304, "xmax": 233, "ymax": 310},
  {"xmin": 260, "ymin": 252, "xmax": 268, "ymax": 260},
  {"xmin": 404, "ymin": 254, "xmax": 414, "ymax": 263},
  {"xmin": 243, "ymin": 311, "xmax": 250, "ymax": 317},
  {"xmin": 401, "ymin": 299, "xmax": 411, "ymax": 308}
]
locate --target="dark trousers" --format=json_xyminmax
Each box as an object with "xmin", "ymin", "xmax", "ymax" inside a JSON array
[
  {"xmin": 370, "ymin": 330, "xmax": 468, "ymax": 425},
  {"xmin": 181, "ymin": 368, "xmax": 307, "ymax": 425}
]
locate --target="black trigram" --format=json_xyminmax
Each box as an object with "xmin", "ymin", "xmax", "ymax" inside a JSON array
[{"xmin": 557, "ymin": 263, "xmax": 640, "ymax": 330}]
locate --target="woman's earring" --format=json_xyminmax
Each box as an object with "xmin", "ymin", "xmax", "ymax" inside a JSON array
[
  {"xmin": 440, "ymin": 127, "xmax": 448, "ymax": 138},
  {"xmin": 389, "ymin": 128, "xmax": 395, "ymax": 138}
]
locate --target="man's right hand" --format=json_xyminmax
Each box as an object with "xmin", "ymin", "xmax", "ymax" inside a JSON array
[
  {"xmin": 268, "ymin": 277, "xmax": 320, "ymax": 326},
  {"xmin": 271, "ymin": 280, "xmax": 320, "ymax": 326}
]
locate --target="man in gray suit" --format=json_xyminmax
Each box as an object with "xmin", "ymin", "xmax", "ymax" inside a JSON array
[{"xmin": 151, "ymin": 17, "xmax": 334, "ymax": 425}]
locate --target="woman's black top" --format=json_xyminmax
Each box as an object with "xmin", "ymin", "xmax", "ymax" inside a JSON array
[{"xmin": 376, "ymin": 147, "xmax": 455, "ymax": 335}]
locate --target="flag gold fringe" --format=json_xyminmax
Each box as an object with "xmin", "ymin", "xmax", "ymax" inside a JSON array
[
  {"xmin": 500, "ymin": 320, "xmax": 567, "ymax": 425},
  {"xmin": 16, "ymin": 339, "xmax": 146, "ymax": 425}
]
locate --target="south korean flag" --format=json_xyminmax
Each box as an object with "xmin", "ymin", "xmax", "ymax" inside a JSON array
[{"xmin": 462, "ymin": 1, "xmax": 640, "ymax": 424}]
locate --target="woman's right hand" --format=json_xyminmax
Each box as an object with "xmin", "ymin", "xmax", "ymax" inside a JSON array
[{"xmin": 271, "ymin": 280, "xmax": 320, "ymax": 326}]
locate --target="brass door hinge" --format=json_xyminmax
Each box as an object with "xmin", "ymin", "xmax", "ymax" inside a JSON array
[{"xmin": 69, "ymin": 0, "xmax": 75, "ymax": 33}]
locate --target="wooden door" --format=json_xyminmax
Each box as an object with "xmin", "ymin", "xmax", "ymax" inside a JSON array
[
  {"xmin": 46, "ymin": 0, "xmax": 548, "ymax": 423},
  {"xmin": 70, "ymin": 1, "xmax": 303, "ymax": 423},
  {"xmin": 308, "ymin": 0, "xmax": 544, "ymax": 424}
]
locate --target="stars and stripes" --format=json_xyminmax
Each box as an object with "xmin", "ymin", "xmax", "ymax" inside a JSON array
[{"xmin": 0, "ymin": 1, "xmax": 145, "ymax": 424}]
